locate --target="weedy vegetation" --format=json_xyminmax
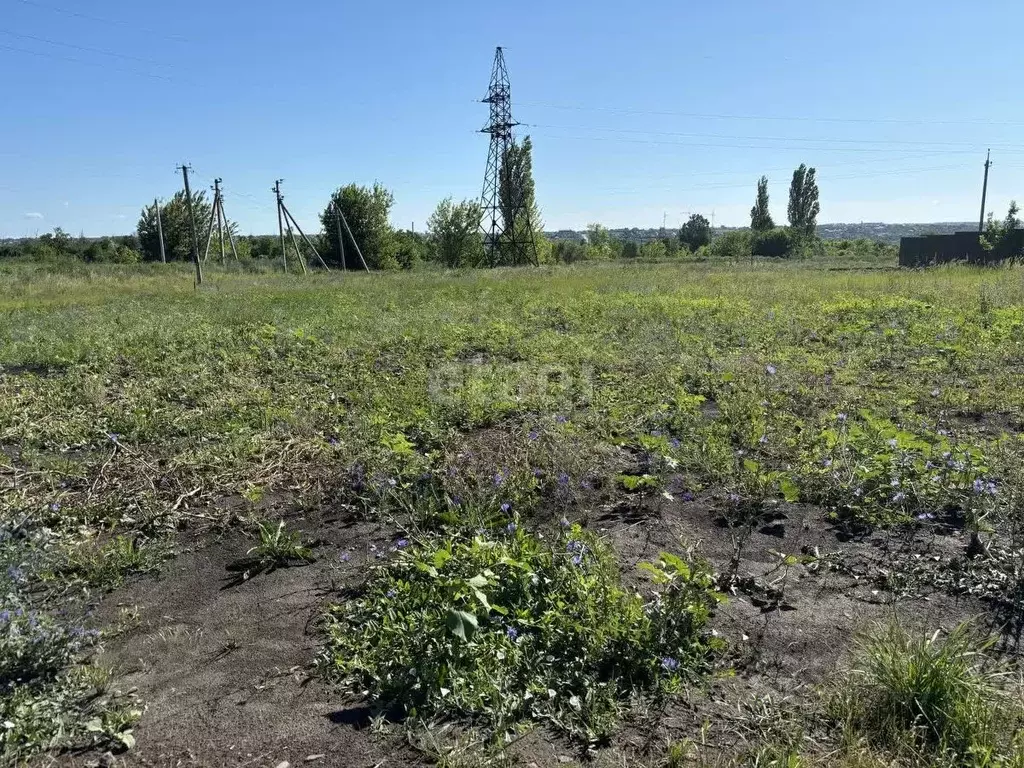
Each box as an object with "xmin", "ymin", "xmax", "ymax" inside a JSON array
[{"xmin": 1, "ymin": 260, "xmax": 1023, "ymax": 764}]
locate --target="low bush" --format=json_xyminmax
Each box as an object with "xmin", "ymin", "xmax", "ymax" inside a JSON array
[{"xmin": 322, "ymin": 525, "xmax": 723, "ymax": 741}]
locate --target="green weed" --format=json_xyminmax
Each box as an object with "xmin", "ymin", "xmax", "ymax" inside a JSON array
[{"xmin": 322, "ymin": 524, "xmax": 723, "ymax": 742}]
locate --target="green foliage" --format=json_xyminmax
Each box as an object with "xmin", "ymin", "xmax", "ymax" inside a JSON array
[
  {"xmin": 585, "ymin": 224, "xmax": 619, "ymax": 260},
  {"xmin": 679, "ymin": 214, "xmax": 712, "ymax": 250},
  {"xmin": 710, "ymin": 230, "xmax": 752, "ymax": 260},
  {"xmin": 394, "ymin": 230, "xmax": 428, "ymax": 269},
  {"xmin": 427, "ymin": 198, "xmax": 485, "ymax": 268},
  {"xmin": 552, "ymin": 239, "xmax": 587, "ymax": 263},
  {"xmin": 831, "ymin": 621, "xmax": 1024, "ymax": 766},
  {"xmin": 787, "ymin": 164, "xmax": 821, "ymax": 238},
  {"xmin": 751, "ymin": 176, "xmax": 775, "ymax": 232},
  {"xmin": 981, "ymin": 201, "xmax": 1022, "ymax": 263},
  {"xmin": 137, "ymin": 191, "xmax": 214, "ymax": 263},
  {"xmin": 801, "ymin": 413, "xmax": 997, "ymax": 529},
  {"xmin": 622, "ymin": 240, "xmax": 641, "ymax": 259},
  {"xmin": 319, "ymin": 183, "xmax": 396, "ymax": 270},
  {"xmin": 322, "ymin": 526, "xmax": 722, "ymax": 740},
  {"xmin": 246, "ymin": 520, "xmax": 314, "ymax": 574},
  {"xmin": 496, "ymin": 136, "xmax": 543, "ymax": 266},
  {"xmin": 752, "ymin": 227, "xmax": 794, "ymax": 258}
]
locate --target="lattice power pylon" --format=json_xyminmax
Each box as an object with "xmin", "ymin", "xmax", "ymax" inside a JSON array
[{"xmin": 479, "ymin": 46, "xmax": 538, "ymax": 267}]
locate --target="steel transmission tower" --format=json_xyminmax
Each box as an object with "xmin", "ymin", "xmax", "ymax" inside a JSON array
[{"xmin": 479, "ymin": 47, "xmax": 538, "ymax": 266}]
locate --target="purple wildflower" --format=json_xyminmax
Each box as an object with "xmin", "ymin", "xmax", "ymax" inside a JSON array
[
  {"xmin": 506, "ymin": 626, "xmax": 519, "ymax": 641},
  {"xmin": 386, "ymin": 588, "xmax": 397, "ymax": 598},
  {"xmin": 500, "ymin": 502, "xmax": 512, "ymax": 513},
  {"xmin": 728, "ymin": 493, "xmax": 741, "ymax": 504},
  {"xmin": 822, "ymin": 458, "xmax": 833, "ymax": 468},
  {"xmin": 571, "ymin": 554, "xmax": 584, "ymax": 566},
  {"xmin": 917, "ymin": 512, "xmax": 935, "ymax": 521},
  {"xmin": 0, "ymin": 610, "xmax": 10, "ymax": 624},
  {"xmin": 986, "ymin": 481, "xmax": 998, "ymax": 496},
  {"xmin": 6, "ymin": 566, "xmax": 24, "ymax": 582},
  {"xmin": 759, "ymin": 434, "xmax": 768, "ymax": 445},
  {"xmin": 394, "ymin": 538, "xmax": 410, "ymax": 549},
  {"xmin": 528, "ymin": 430, "xmax": 539, "ymax": 441},
  {"xmin": 559, "ymin": 517, "xmax": 570, "ymax": 528},
  {"xmin": 651, "ymin": 430, "xmax": 662, "ymax": 437},
  {"xmin": 107, "ymin": 433, "xmax": 120, "ymax": 443},
  {"xmin": 506, "ymin": 522, "xmax": 517, "ymax": 534},
  {"xmin": 493, "ymin": 471, "xmax": 506, "ymax": 487},
  {"xmin": 661, "ymin": 657, "xmax": 680, "ymax": 672},
  {"xmin": 339, "ymin": 551, "xmax": 351, "ymax": 562},
  {"xmin": 837, "ymin": 413, "xmax": 848, "ymax": 422},
  {"xmin": 892, "ymin": 492, "xmax": 907, "ymax": 503},
  {"xmin": 765, "ymin": 365, "xmax": 777, "ymax": 376},
  {"xmin": 557, "ymin": 472, "xmax": 570, "ymax": 486},
  {"xmin": 670, "ymin": 438, "xmax": 681, "ymax": 450},
  {"xmin": 681, "ymin": 491, "xmax": 695, "ymax": 502},
  {"xmin": 973, "ymin": 478, "xmax": 984, "ymax": 494},
  {"xmin": 555, "ymin": 415, "xmax": 568, "ymax": 424}
]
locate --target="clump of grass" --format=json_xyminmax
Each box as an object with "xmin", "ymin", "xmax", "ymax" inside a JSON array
[
  {"xmin": 830, "ymin": 620, "xmax": 1024, "ymax": 766},
  {"xmin": 247, "ymin": 520, "xmax": 314, "ymax": 571},
  {"xmin": 322, "ymin": 524, "xmax": 723, "ymax": 742}
]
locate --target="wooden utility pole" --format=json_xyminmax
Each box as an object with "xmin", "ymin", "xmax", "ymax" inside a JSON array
[
  {"xmin": 178, "ymin": 164, "xmax": 203, "ymax": 285},
  {"xmin": 334, "ymin": 202, "xmax": 346, "ymax": 272},
  {"xmin": 979, "ymin": 149, "xmax": 992, "ymax": 233},
  {"xmin": 154, "ymin": 198, "xmax": 166, "ymax": 263},
  {"xmin": 274, "ymin": 180, "xmax": 288, "ymax": 273},
  {"xmin": 214, "ymin": 178, "xmax": 226, "ymax": 264}
]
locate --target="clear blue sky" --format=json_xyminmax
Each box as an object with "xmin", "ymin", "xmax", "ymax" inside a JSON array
[{"xmin": 2, "ymin": 0, "xmax": 1023, "ymax": 237}]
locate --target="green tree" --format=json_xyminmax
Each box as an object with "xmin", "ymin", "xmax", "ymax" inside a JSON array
[
  {"xmin": 394, "ymin": 230, "xmax": 428, "ymax": 269},
  {"xmin": 750, "ymin": 176, "xmax": 774, "ymax": 231},
  {"xmin": 319, "ymin": 183, "xmax": 396, "ymax": 270},
  {"xmin": 427, "ymin": 198, "xmax": 485, "ymax": 268},
  {"xmin": 137, "ymin": 192, "xmax": 214, "ymax": 263},
  {"xmin": 787, "ymin": 164, "xmax": 820, "ymax": 237},
  {"xmin": 751, "ymin": 227, "xmax": 794, "ymax": 258},
  {"xmin": 497, "ymin": 136, "xmax": 543, "ymax": 265},
  {"xmin": 981, "ymin": 201, "xmax": 1022, "ymax": 263},
  {"xmin": 678, "ymin": 214, "xmax": 712, "ymax": 251}
]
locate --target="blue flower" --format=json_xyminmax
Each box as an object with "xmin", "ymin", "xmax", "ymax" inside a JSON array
[
  {"xmin": 822, "ymin": 458, "xmax": 833, "ymax": 468},
  {"xmin": 394, "ymin": 538, "xmax": 410, "ymax": 549},
  {"xmin": 681, "ymin": 491, "xmax": 695, "ymax": 502},
  {"xmin": 670, "ymin": 438, "xmax": 681, "ymax": 449},
  {"xmin": 837, "ymin": 412, "xmax": 848, "ymax": 422},
  {"xmin": 108, "ymin": 432, "xmax": 120, "ymax": 443},
  {"xmin": 986, "ymin": 481, "xmax": 998, "ymax": 496},
  {"xmin": 559, "ymin": 517, "xmax": 570, "ymax": 527},
  {"xmin": 0, "ymin": 610, "xmax": 10, "ymax": 624},
  {"xmin": 651, "ymin": 430, "xmax": 662, "ymax": 437},
  {"xmin": 505, "ymin": 626, "xmax": 519, "ymax": 640},
  {"xmin": 506, "ymin": 522, "xmax": 517, "ymax": 534},
  {"xmin": 557, "ymin": 472, "xmax": 570, "ymax": 486},
  {"xmin": 339, "ymin": 551, "xmax": 351, "ymax": 562},
  {"xmin": 973, "ymin": 478, "xmax": 984, "ymax": 494},
  {"xmin": 528, "ymin": 430, "xmax": 540, "ymax": 441},
  {"xmin": 555, "ymin": 415, "xmax": 568, "ymax": 424},
  {"xmin": 6, "ymin": 566, "xmax": 24, "ymax": 582},
  {"xmin": 386, "ymin": 588, "xmax": 397, "ymax": 598},
  {"xmin": 49, "ymin": 501, "xmax": 61, "ymax": 512},
  {"xmin": 493, "ymin": 471, "xmax": 506, "ymax": 487},
  {"xmin": 765, "ymin": 365, "xmax": 777, "ymax": 376},
  {"xmin": 571, "ymin": 554, "xmax": 584, "ymax": 566},
  {"xmin": 661, "ymin": 657, "xmax": 680, "ymax": 672},
  {"xmin": 728, "ymin": 493, "xmax": 740, "ymax": 504},
  {"xmin": 500, "ymin": 502, "xmax": 512, "ymax": 513}
]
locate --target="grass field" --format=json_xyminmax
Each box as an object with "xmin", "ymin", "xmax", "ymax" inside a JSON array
[{"xmin": 2, "ymin": 261, "xmax": 1023, "ymax": 766}]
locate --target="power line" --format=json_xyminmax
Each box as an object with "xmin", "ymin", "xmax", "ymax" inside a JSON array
[
  {"xmin": 0, "ymin": 42, "xmax": 175, "ymax": 81},
  {"xmin": 517, "ymin": 100, "xmax": 1024, "ymax": 128},
  {"xmin": 527, "ymin": 131, "xmax": 1024, "ymax": 155},
  {"xmin": 522, "ymin": 122, "xmax": 1023, "ymax": 151},
  {"xmin": 15, "ymin": 0, "xmax": 193, "ymax": 44},
  {"xmin": 0, "ymin": 28, "xmax": 174, "ymax": 68}
]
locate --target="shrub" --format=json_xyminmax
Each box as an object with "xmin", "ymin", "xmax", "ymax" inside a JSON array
[
  {"xmin": 831, "ymin": 621, "xmax": 1024, "ymax": 765},
  {"xmin": 710, "ymin": 230, "xmax": 751, "ymax": 261},
  {"xmin": 322, "ymin": 526, "xmax": 723, "ymax": 740},
  {"xmin": 752, "ymin": 227, "xmax": 794, "ymax": 258}
]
